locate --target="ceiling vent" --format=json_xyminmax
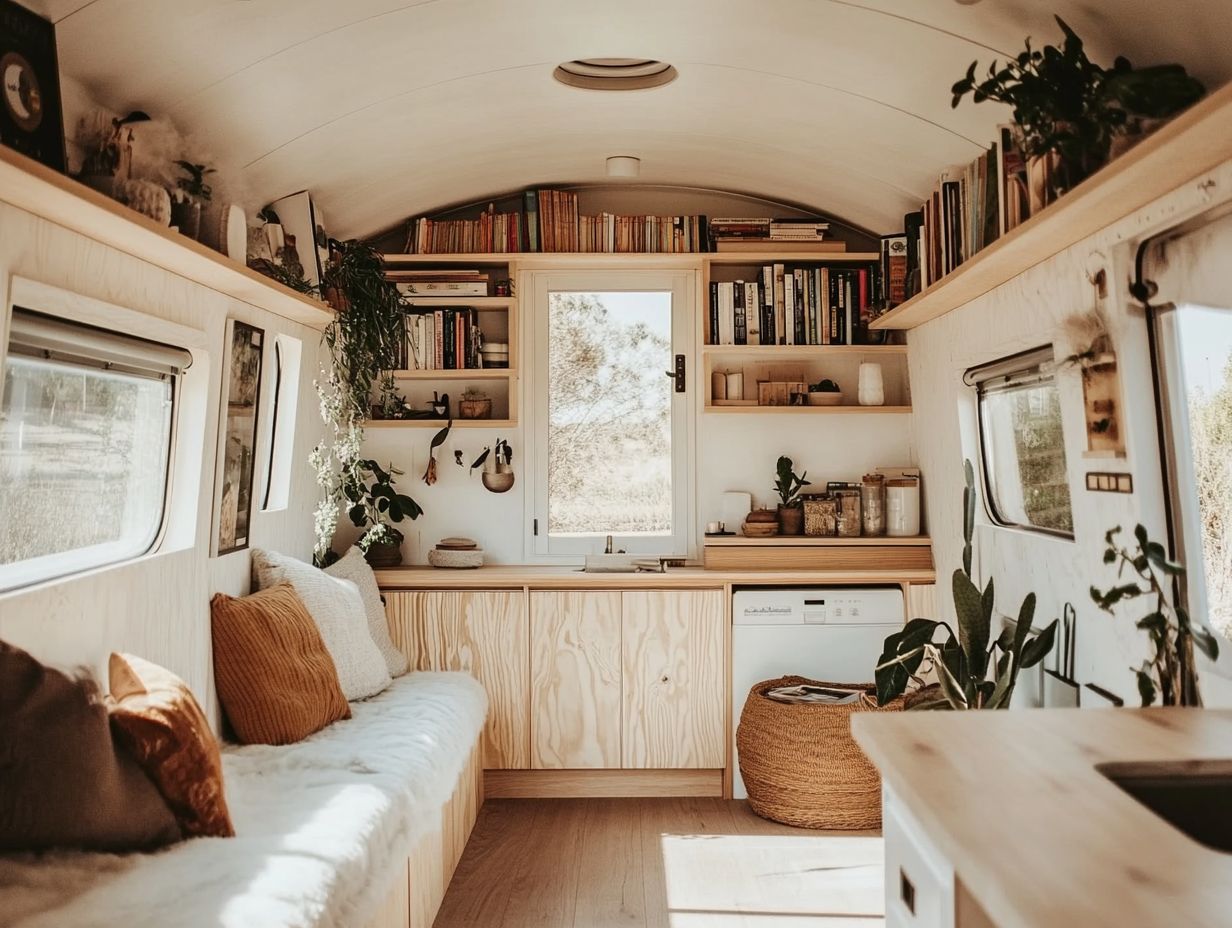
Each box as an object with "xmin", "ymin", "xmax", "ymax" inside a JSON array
[{"xmin": 553, "ymin": 58, "xmax": 678, "ymax": 91}]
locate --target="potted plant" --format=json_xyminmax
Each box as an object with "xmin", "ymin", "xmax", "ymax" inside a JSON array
[
  {"xmin": 344, "ymin": 459, "xmax": 423, "ymax": 568},
  {"xmin": 481, "ymin": 438, "xmax": 515, "ymax": 493},
  {"xmin": 951, "ymin": 17, "xmax": 1204, "ymax": 198},
  {"xmin": 458, "ymin": 388, "xmax": 492, "ymax": 420},
  {"xmin": 807, "ymin": 378, "xmax": 843, "ymax": 407},
  {"xmin": 774, "ymin": 455, "xmax": 808, "ymax": 536},
  {"xmin": 1091, "ymin": 525, "xmax": 1219, "ymax": 706},
  {"xmin": 876, "ymin": 460, "xmax": 1058, "ymax": 709},
  {"xmin": 170, "ymin": 160, "xmax": 214, "ymax": 240}
]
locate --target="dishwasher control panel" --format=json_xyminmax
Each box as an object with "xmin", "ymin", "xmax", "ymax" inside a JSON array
[{"xmin": 733, "ymin": 587, "xmax": 905, "ymax": 626}]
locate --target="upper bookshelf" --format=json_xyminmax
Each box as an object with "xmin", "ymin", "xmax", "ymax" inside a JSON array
[{"xmin": 872, "ymin": 82, "xmax": 1232, "ymax": 332}]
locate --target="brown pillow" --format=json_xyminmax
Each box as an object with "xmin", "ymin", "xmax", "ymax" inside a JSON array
[
  {"xmin": 0, "ymin": 641, "xmax": 181, "ymax": 852},
  {"xmin": 210, "ymin": 583, "xmax": 351, "ymax": 745},
  {"xmin": 108, "ymin": 653, "xmax": 235, "ymax": 838}
]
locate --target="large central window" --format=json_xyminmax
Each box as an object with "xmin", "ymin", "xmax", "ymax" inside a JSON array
[{"xmin": 529, "ymin": 271, "xmax": 694, "ymax": 557}]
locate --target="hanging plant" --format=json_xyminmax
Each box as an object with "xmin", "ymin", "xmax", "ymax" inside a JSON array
[{"xmin": 311, "ymin": 240, "xmax": 409, "ymax": 566}]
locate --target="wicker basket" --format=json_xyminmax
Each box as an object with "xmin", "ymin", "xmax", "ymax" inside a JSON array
[{"xmin": 737, "ymin": 675, "xmax": 902, "ymax": 830}]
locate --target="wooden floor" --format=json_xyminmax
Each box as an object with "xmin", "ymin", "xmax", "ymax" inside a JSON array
[{"xmin": 433, "ymin": 798, "xmax": 884, "ymax": 927}]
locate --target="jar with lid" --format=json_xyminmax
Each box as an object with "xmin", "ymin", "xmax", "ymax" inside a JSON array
[
  {"xmin": 886, "ymin": 476, "xmax": 921, "ymax": 536},
  {"xmin": 835, "ymin": 488, "xmax": 862, "ymax": 537},
  {"xmin": 861, "ymin": 474, "xmax": 886, "ymax": 536}
]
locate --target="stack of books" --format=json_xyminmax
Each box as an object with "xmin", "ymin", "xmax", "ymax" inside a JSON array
[
  {"xmin": 407, "ymin": 210, "xmax": 523, "ymax": 255},
  {"xmin": 709, "ymin": 218, "xmax": 842, "ymax": 254},
  {"xmin": 397, "ymin": 308, "xmax": 484, "ymax": 371},
  {"xmin": 707, "ymin": 263, "xmax": 880, "ymax": 346},
  {"xmin": 386, "ymin": 269, "xmax": 490, "ymax": 297}
]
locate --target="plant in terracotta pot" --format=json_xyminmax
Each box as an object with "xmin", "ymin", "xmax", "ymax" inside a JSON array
[
  {"xmin": 170, "ymin": 160, "xmax": 214, "ymax": 240},
  {"xmin": 458, "ymin": 388, "xmax": 492, "ymax": 420},
  {"xmin": 774, "ymin": 455, "xmax": 808, "ymax": 536},
  {"xmin": 344, "ymin": 459, "xmax": 423, "ymax": 568},
  {"xmin": 807, "ymin": 378, "xmax": 843, "ymax": 407}
]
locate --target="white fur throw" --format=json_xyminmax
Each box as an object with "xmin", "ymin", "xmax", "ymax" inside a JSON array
[{"xmin": 0, "ymin": 672, "xmax": 487, "ymax": 928}]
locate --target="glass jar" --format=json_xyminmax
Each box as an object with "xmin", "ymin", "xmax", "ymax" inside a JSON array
[
  {"xmin": 836, "ymin": 489, "xmax": 862, "ymax": 537},
  {"xmin": 861, "ymin": 474, "xmax": 886, "ymax": 536},
  {"xmin": 886, "ymin": 476, "xmax": 921, "ymax": 536}
]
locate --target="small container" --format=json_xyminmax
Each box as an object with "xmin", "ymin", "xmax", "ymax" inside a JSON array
[
  {"xmin": 861, "ymin": 474, "xmax": 886, "ymax": 536},
  {"xmin": 886, "ymin": 476, "xmax": 921, "ymax": 536},
  {"xmin": 479, "ymin": 342, "xmax": 509, "ymax": 369},
  {"xmin": 803, "ymin": 497, "xmax": 839, "ymax": 536},
  {"xmin": 835, "ymin": 489, "xmax": 862, "ymax": 537}
]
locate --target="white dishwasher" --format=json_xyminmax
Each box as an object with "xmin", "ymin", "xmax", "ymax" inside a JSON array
[{"xmin": 732, "ymin": 586, "xmax": 905, "ymax": 799}]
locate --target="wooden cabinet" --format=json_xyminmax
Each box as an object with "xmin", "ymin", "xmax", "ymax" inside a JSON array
[
  {"xmin": 385, "ymin": 591, "xmax": 529, "ymax": 769},
  {"xmin": 529, "ymin": 591, "xmax": 622, "ymax": 769},
  {"xmin": 621, "ymin": 590, "xmax": 725, "ymax": 769}
]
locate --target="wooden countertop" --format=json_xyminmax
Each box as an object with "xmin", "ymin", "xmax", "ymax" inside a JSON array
[
  {"xmin": 375, "ymin": 564, "xmax": 936, "ymax": 590},
  {"xmin": 852, "ymin": 708, "xmax": 1232, "ymax": 928}
]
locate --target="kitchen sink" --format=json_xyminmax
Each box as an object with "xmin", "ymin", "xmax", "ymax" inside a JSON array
[
  {"xmin": 1097, "ymin": 759, "xmax": 1232, "ymax": 853},
  {"xmin": 579, "ymin": 554, "xmax": 667, "ymax": 573}
]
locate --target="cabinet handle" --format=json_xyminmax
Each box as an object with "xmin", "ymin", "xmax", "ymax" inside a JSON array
[
  {"xmin": 661, "ymin": 675, "xmax": 669, "ymax": 683},
  {"xmin": 900, "ymin": 868, "xmax": 916, "ymax": 915}
]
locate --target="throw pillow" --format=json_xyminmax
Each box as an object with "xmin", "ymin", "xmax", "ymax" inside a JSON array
[
  {"xmin": 209, "ymin": 584, "xmax": 351, "ymax": 744},
  {"xmin": 251, "ymin": 549, "xmax": 392, "ymax": 701},
  {"xmin": 108, "ymin": 653, "xmax": 235, "ymax": 838},
  {"xmin": 325, "ymin": 546, "xmax": 409, "ymax": 677},
  {"xmin": 0, "ymin": 641, "xmax": 182, "ymax": 852}
]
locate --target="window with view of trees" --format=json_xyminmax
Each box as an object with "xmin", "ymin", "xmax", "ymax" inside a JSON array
[
  {"xmin": 0, "ymin": 310, "xmax": 183, "ymax": 590},
  {"xmin": 974, "ymin": 347, "xmax": 1074, "ymax": 537},
  {"xmin": 529, "ymin": 273, "xmax": 693, "ymax": 557}
]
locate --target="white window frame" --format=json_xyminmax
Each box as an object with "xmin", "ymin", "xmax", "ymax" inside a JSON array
[
  {"xmin": 524, "ymin": 268, "xmax": 697, "ymax": 561},
  {"xmin": 0, "ymin": 277, "xmax": 209, "ymax": 592}
]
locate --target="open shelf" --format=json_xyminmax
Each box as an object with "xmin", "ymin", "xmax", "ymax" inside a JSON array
[
  {"xmin": 388, "ymin": 369, "xmax": 516, "ymax": 381},
  {"xmin": 365, "ymin": 418, "xmax": 517, "ymax": 429},
  {"xmin": 397, "ymin": 296, "xmax": 516, "ymax": 308},
  {"xmin": 702, "ymin": 344, "xmax": 906, "ymax": 357},
  {"xmin": 704, "ymin": 535, "xmax": 930, "ymax": 546},
  {"xmin": 703, "ymin": 251, "xmax": 880, "ymax": 265},
  {"xmin": 704, "ymin": 404, "xmax": 912, "ymax": 415},
  {"xmin": 872, "ymin": 82, "xmax": 1232, "ymax": 331},
  {"xmin": 0, "ymin": 145, "xmax": 334, "ymax": 330}
]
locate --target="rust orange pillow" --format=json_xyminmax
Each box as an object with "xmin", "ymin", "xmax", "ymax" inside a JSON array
[
  {"xmin": 209, "ymin": 583, "xmax": 351, "ymax": 746},
  {"xmin": 108, "ymin": 653, "xmax": 234, "ymax": 839}
]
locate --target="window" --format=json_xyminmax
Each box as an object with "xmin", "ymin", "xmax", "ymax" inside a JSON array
[
  {"xmin": 528, "ymin": 271, "xmax": 694, "ymax": 557},
  {"xmin": 261, "ymin": 334, "xmax": 301, "ymax": 512},
  {"xmin": 1155, "ymin": 303, "xmax": 1232, "ymax": 649},
  {"xmin": 0, "ymin": 309, "xmax": 188, "ymax": 589},
  {"xmin": 969, "ymin": 345, "xmax": 1074, "ymax": 537}
]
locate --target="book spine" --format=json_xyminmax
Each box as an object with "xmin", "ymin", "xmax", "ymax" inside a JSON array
[
  {"xmin": 773, "ymin": 263, "xmax": 786, "ymax": 345},
  {"xmin": 761, "ymin": 265, "xmax": 774, "ymax": 345},
  {"xmin": 745, "ymin": 281, "xmax": 760, "ymax": 345},
  {"xmin": 734, "ymin": 280, "xmax": 747, "ymax": 345},
  {"xmin": 709, "ymin": 282, "xmax": 719, "ymax": 345},
  {"xmin": 783, "ymin": 271, "xmax": 795, "ymax": 346}
]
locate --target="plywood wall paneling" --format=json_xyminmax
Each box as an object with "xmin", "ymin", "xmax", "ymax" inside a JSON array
[
  {"xmin": 386, "ymin": 591, "xmax": 530, "ymax": 769},
  {"xmin": 906, "ymin": 583, "xmax": 938, "ymax": 621},
  {"xmin": 530, "ymin": 591, "xmax": 622, "ymax": 770},
  {"xmin": 620, "ymin": 590, "xmax": 725, "ymax": 769}
]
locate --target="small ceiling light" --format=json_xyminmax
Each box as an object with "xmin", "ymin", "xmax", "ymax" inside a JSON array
[
  {"xmin": 605, "ymin": 156, "xmax": 641, "ymax": 178},
  {"xmin": 554, "ymin": 58, "xmax": 678, "ymax": 91}
]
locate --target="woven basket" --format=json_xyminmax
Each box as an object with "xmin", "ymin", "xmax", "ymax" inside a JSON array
[{"xmin": 737, "ymin": 675, "xmax": 902, "ymax": 830}]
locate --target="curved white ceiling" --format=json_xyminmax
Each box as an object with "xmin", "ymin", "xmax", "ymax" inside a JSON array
[{"xmin": 28, "ymin": 0, "xmax": 1232, "ymax": 238}]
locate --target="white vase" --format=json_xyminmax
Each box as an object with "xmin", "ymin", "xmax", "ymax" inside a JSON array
[{"xmin": 858, "ymin": 363, "xmax": 885, "ymax": 406}]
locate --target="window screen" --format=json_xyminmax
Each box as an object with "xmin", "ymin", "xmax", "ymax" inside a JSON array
[
  {"xmin": 969, "ymin": 346, "xmax": 1074, "ymax": 537},
  {"xmin": 0, "ymin": 309, "xmax": 188, "ymax": 589}
]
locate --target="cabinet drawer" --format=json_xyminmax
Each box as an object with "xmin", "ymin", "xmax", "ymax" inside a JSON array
[{"xmin": 883, "ymin": 782, "xmax": 955, "ymax": 928}]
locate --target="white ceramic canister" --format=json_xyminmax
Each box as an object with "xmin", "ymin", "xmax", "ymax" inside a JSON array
[
  {"xmin": 858, "ymin": 362, "xmax": 885, "ymax": 406},
  {"xmin": 886, "ymin": 476, "xmax": 921, "ymax": 536}
]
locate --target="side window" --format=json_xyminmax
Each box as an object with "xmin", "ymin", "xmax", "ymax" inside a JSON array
[
  {"xmin": 969, "ymin": 345, "xmax": 1074, "ymax": 537},
  {"xmin": 0, "ymin": 309, "xmax": 188, "ymax": 590}
]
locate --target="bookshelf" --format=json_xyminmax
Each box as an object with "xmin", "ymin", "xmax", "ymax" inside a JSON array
[{"xmin": 378, "ymin": 255, "xmax": 519, "ymax": 428}]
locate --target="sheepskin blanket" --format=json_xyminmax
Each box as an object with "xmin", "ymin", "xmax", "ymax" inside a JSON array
[{"xmin": 0, "ymin": 671, "xmax": 487, "ymax": 928}]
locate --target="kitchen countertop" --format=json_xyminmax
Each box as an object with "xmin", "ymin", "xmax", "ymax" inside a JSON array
[
  {"xmin": 375, "ymin": 564, "xmax": 937, "ymax": 590},
  {"xmin": 852, "ymin": 708, "xmax": 1232, "ymax": 928}
]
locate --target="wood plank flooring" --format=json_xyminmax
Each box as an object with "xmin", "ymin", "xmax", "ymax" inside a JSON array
[{"xmin": 433, "ymin": 799, "xmax": 884, "ymax": 927}]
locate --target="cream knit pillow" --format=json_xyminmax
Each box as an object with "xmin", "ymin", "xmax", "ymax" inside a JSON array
[
  {"xmin": 325, "ymin": 547, "xmax": 409, "ymax": 677},
  {"xmin": 251, "ymin": 549, "xmax": 391, "ymax": 701}
]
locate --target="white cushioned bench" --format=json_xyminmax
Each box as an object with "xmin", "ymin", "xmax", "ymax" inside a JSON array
[{"xmin": 0, "ymin": 671, "xmax": 487, "ymax": 928}]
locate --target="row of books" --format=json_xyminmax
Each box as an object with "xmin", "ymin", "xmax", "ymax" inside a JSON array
[
  {"xmin": 709, "ymin": 217, "xmax": 829, "ymax": 242},
  {"xmin": 395, "ymin": 308, "xmax": 485, "ymax": 371},
  {"xmin": 387, "ymin": 269, "xmax": 491, "ymax": 297},
  {"xmin": 407, "ymin": 214, "xmax": 524, "ymax": 255},
  {"xmin": 707, "ymin": 264, "xmax": 881, "ymax": 347}
]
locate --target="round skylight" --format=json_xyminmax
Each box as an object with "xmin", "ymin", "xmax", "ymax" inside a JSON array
[{"xmin": 553, "ymin": 59, "xmax": 678, "ymax": 91}]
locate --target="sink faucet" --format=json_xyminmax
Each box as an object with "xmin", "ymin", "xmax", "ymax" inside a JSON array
[{"xmin": 604, "ymin": 535, "xmax": 614, "ymax": 555}]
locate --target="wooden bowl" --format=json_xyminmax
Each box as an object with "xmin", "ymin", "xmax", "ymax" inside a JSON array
[{"xmin": 741, "ymin": 521, "xmax": 780, "ymax": 538}]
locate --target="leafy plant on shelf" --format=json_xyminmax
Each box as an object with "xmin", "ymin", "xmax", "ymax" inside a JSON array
[
  {"xmin": 1091, "ymin": 525, "xmax": 1219, "ymax": 707},
  {"xmin": 343, "ymin": 459, "xmax": 423, "ymax": 553},
  {"xmin": 808, "ymin": 379, "xmax": 841, "ymax": 394},
  {"xmin": 174, "ymin": 160, "xmax": 215, "ymax": 202},
  {"xmin": 774, "ymin": 456, "xmax": 808, "ymax": 508},
  {"xmin": 876, "ymin": 460, "xmax": 1058, "ymax": 709},
  {"xmin": 310, "ymin": 240, "xmax": 410, "ymax": 565},
  {"xmin": 951, "ymin": 16, "xmax": 1204, "ymax": 193}
]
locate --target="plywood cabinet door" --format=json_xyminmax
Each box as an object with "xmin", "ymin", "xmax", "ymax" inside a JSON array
[
  {"xmin": 620, "ymin": 590, "xmax": 725, "ymax": 769},
  {"xmin": 385, "ymin": 590, "xmax": 529, "ymax": 770},
  {"xmin": 529, "ymin": 591, "xmax": 622, "ymax": 769}
]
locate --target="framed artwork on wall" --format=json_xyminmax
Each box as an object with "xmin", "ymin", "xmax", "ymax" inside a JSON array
[
  {"xmin": 0, "ymin": 0, "xmax": 66, "ymax": 172},
  {"xmin": 215, "ymin": 320, "xmax": 264, "ymax": 555}
]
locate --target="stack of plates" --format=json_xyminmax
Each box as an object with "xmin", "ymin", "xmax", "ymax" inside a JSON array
[{"xmin": 427, "ymin": 537, "xmax": 484, "ymax": 569}]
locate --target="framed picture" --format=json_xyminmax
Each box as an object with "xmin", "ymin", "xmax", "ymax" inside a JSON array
[
  {"xmin": 0, "ymin": 0, "xmax": 66, "ymax": 172},
  {"xmin": 214, "ymin": 320, "xmax": 264, "ymax": 555}
]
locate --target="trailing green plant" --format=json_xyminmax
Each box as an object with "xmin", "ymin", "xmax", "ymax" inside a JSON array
[
  {"xmin": 174, "ymin": 160, "xmax": 215, "ymax": 201},
  {"xmin": 876, "ymin": 460, "xmax": 1058, "ymax": 709},
  {"xmin": 342, "ymin": 459, "xmax": 422, "ymax": 550},
  {"xmin": 951, "ymin": 16, "xmax": 1204, "ymax": 191},
  {"xmin": 774, "ymin": 455, "xmax": 807, "ymax": 508},
  {"xmin": 1091, "ymin": 525, "xmax": 1219, "ymax": 707},
  {"xmin": 311, "ymin": 240, "xmax": 412, "ymax": 565},
  {"xmin": 808, "ymin": 379, "xmax": 840, "ymax": 393}
]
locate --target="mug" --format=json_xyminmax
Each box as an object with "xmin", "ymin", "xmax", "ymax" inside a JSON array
[{"xmin": 706, "ymin": 521, "xmax": 725, "ymax": 534}]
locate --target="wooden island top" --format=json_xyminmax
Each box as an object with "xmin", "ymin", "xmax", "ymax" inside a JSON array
[{"xmin": 853, "ymin": 707, "xmax": 1232, "ymax": 928}]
